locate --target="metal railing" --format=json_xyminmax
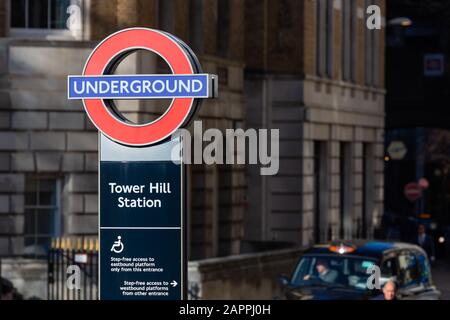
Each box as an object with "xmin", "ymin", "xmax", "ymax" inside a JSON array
[
  {"xmin": 47, "ymin": 237, "xmax": 99, "ymax": 300},
  {"xmin": 47, "ymin": 237, "xmax": 203, "ymax": 300}
]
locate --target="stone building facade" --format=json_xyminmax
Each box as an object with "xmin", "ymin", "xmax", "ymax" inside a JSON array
[
  {"xmin": 0, "ymin": 0, "xmax": 245, "ymax": 260},
  {"xmin": 243, "ymin": 0, "xmax": 386, "ymax": 250},
  {"xmin": 0, "ymin": 0, "xmax": 386, "ymax": 264}
]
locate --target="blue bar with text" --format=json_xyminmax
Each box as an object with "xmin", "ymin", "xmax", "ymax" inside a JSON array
[{"xmin": 68, "ymin": 74, "xmax": 210, "ymax": 99}]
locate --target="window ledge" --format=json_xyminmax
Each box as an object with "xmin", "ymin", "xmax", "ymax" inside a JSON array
[
  {"xmin": 9, "ymin": 28, "xmax": 82, "ymax": 41},
  {"xmin": 304, "ymin": 74, "xmax": 386, "ymax": 94}
]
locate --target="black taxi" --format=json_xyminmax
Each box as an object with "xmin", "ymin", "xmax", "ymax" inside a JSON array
[{"xmin": 278, "ymin": 240, "xmax": 441, "ymax": 300}]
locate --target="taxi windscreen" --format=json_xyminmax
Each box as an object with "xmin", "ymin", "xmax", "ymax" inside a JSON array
[{"xmin": 290, "ymin": 255, "xmax": 379, "ymax": 291}]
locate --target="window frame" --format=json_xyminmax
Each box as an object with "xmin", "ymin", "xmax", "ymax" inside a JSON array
[
  {"xmin": 158, "ymin": 0, "xmax": 175, "ymax": 34},
  {"xmin": 290, "ymin": 254, "xmax": 379, "ymax": 289},
  {"xmin": 316, "ymin": 0, "xmax": 334, "ymax": 78},
  {"xmin": 414, "ymin": 250, "xmax": 432, "ymax": 287},
  {"xmin": 23, "ymin": 176, "xmax": 62, "ymax": 259},
  {"xmin": 216, "ymin": 0, "xmax": 230, "ymax": 58},
  {"xmin": 342, "ymin": 0, "xmax": 357, "ymax": 82},
  {"xmin": 189, "ymin": 0, "xmax": 203, "ymax": 54},
  {"xmin": 339, "ymin": 142, "xmax": 353, "ymax": 239},
  {"xmin": 9, "ymin": 0, "xmax": 86, "ymax": 40},
  {"xmin": 380, "ymin": 256, "xmax": 398, "ymax": 278},
  {"xmin": 315, "ymin": 0, "xmax": 325, "ymax": 76},
  {"xmin": 364, "ymin": 0, "xmax": 380, "ymax": 87},
  {"xmin": 325, "ymin": 0, "xmax": 334, "ymax": 78}
]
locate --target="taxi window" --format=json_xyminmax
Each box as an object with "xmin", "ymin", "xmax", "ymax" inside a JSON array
[
  {"xmin": 398, "ymin": 252, "xmax": 419, "ymax": 287},
  {"xmin": 381, "ymin": 258, "xmax": 396, "ymax": 277},
  {"xmin": 290, "ymin": 255, "xmax": 377, "ymax": 290},
  {"xmin": 416, "ymin": 252, "xmax": 431, "ymax": 286}
]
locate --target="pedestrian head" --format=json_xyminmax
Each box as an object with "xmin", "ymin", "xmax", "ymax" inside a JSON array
[
  {"xmin": 0, "ymin": 278, "xmax": 14, "ymax": 300},
  {"xmin": 418, "ymin": 223, "xmax": 426, "ymax": 235},
  {"xmin": 382, "ymin": 280, "xmax": 397, "ymax": 300}
]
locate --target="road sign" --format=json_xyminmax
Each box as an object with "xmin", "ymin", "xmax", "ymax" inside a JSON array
[
  {"xmin": 68, "ymin": 74, "xmax": 215, "ymax": 99},
  {"xmin": 387, "ymin": 141, "xmax": 407, "ymax": 160},
  {"xmin": 69, "ymin": 28, "xmax": 217, "ymax": 300},
  {"xmin": 99, "ymin": 135, "xmax": 184, "ymax": 300},
  {"xmin": 404, "ymin": 182, "xmax": 422, "ymax": 202},
  {"xmin": 73, "ymin": 28, "xmax": 217, "ymax": 147}
]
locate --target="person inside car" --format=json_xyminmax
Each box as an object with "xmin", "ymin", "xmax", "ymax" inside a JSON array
[
  {"xmin": 303, "ymin": 259, "xmax": 339, "ymax": 283},
  {"xmin": 0, "ymin": 278, "xmax": 14, "ymax": 300}
]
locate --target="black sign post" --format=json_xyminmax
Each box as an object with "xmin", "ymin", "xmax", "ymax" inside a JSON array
[{"xmin": 99, "ymin": 135, "xmax": 185, "ymax": 300}]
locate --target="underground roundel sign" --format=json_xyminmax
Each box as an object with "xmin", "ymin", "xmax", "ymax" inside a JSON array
[{"xmin": 68, "ymin": 28, "xmax": 218, "ymax": 146}]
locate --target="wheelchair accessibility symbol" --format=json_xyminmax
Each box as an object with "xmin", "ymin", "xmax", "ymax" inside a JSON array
[{"xmin": 111, "ymin": 236, "xmax": 124, "ymax": 254}]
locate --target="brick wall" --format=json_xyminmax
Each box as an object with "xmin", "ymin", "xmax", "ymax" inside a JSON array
[
  {"xmin": 90, "ymin": 0, "xmax": 159, "ymax": 40},
  {"xmin": 0, "ymin": 46, "xmax": 247, "ymax": 258},
  {"xmin": 244, "ymin": 0, "xmax": 265, "ymax": 71},
  {"xmin": 188, "ymin": 57, "xmax": 246, "ymax": 259},
  {"xmin": 90, "ymin": 0, "xmax": 119, "ymax": 40},
  {"xmin": 333, "ymin": 0, "xmax": 342, "ymax": 80},
  {"xmin": 245, "ymin": 0, "xmax": 303, "ymax": 74},
  {"xmin": 266, "ymin": 0, "xmax": 303, "ymax": 74},
  {"xmin": 173, "ymin": 0, "xmax": 189, "ymax": 42},
  {"xmin": 0, "ymin": 41, "xmax": 97, "ymax": 255},
  {"xmin": 378, "ymin": 0, "xmax": 386, "ymax": 88},
  {"xmin": 0, "ymin": 0, "xmax": 385, "ymax": 256},
  {"xmin": 356, "ymin": 0, "xmax": 365, "ymax": 85},
  {"xmin": 302, "ymin": 0, "xmax": 316, "ymax": 75},
  {"xmin": 229, "ymin": 0, "xmax": 245, "ymax": 61},
  {"xmin": 246, "ymin": 0, "xmax": 386, "ymax": 85},
  {"xmin": 189, "ymin": 248, "xmax": 304, "ymax": 299}
]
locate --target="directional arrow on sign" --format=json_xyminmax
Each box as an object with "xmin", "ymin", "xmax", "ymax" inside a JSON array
[{"xmin": 170, "ymin": 280, "xmax": 178, "ymax": 288}]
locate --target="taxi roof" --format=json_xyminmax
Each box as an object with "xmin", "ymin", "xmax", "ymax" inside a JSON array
[{"xmin": 303, "ymin": 240, "xmax": 423, "ymax": 259}]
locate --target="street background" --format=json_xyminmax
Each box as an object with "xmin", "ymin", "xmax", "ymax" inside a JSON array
[{"xmin": 0, "ymin": 0, "xmax": 449, "ymax": 300}]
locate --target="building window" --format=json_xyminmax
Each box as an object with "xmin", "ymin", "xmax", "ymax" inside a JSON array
[
  {"xmin": 339, "ymin": 142, "xmax": 353, "ymax": 239},
  {"xmin": 325, "ymin": 0, "xmax": 333, "ymax": 77},
  {"xmin": 158, "ymin": 0, "xmax": 175, "ymax": 33},
  {"xmin": 362, "ymin": 143, "xmax": 375, "ymax": 238},
  {"xmin": 342, "ymin": 0, "xmax": 356, "ymax": 82},
  {"xmin": 10, "ymin": 0, "xmax": 84, "ymax": 39},
  {"xmin": 217, "ymin": 0, "xmax": 230, "ymax": 58},
  {"xmin": 24, "ymin": 177, "xmax": 62, "ymax": 258},
  {"xmin": 398, "ymin": 252, "xmax": 420, "ymax": 287},
  {"xmin": 313, "ymin": 141, "xmax": 329, "ymax": 243},
  {"xmin": 365, "ymin": 0, "xmax": 379, "ymax": 86},
  {"xmin": 316, "ymin": 0, "xmax": 333, "ymax": 77},
  {"xmin": 316, "ymin": 0, "xmax": 324, "ymax": 76},
  {"xmin": 189, "ymin": 0, "xmax": 203, "ymax": 54},
  {"xmin": 381, "ymin": 258, "xmax": 397, "ymax": 278}
]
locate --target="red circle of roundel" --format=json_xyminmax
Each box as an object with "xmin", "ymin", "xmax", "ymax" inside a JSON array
[{"xmin": 83, "ymin": 28, "xmax": 194, "ymax": 146}]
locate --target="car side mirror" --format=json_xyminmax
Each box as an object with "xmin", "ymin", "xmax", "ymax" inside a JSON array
[{"xmin": 278, "ymin": 274, "xmax": 290, "ymax": 287}]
